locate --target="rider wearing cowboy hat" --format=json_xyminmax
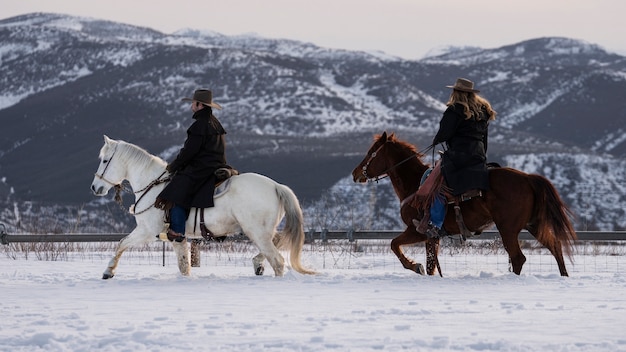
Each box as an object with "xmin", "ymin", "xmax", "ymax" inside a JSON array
[
  {"xmin": 155, "ymin": 89, "xmax": 228, "ymax": 242},
  {"xmin": 421, "ymin": 78, "xmax": 497, "ymax": 238}
]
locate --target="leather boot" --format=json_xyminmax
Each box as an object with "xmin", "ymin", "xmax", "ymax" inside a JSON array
[
  {"xmin": 157, "ymin": 229, "xmax": 186, "ymax": 242},
  {"xmin": 425, "ymin": 224, "xmax": 449, "ymax": 239},
  {"xmin": 166, "ymin": 229, "xmax": 185, "ymax": 242},
  {"xmin": 412, "ymin": 216, "xmax": 430, "ymax": 234}
]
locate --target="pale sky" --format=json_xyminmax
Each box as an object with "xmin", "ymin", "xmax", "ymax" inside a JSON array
[{"xmin": 3, "ymin": 0, "xmax": 625, "ymax": 59}]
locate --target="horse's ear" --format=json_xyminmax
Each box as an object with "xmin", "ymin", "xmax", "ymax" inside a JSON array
[
  {"xmin": 381, "ymin": 131, "xmax": 388, "ymax": 141},
  {"xmin": 104, "ymin": 135, "xmax": 112, "ymax": 144},
  {"xmin": 389, "ymin": 132, "xmax": 395, "ymax": 139}
]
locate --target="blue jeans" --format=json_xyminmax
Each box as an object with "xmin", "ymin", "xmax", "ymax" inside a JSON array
[
  {"xmin": 170, "ymin": 205, "xmax": 189, "ymax": 234},
  {"xmin": 430, "ymin": 195, "xmax": 446, "ymax": 228}
]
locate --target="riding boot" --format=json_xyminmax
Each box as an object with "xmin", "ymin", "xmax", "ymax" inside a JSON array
[
  {"xmin": 412, "ymin": 212, "xmax": 431, "ymax": 234},
  {"xmin": 157, "ymin": 228, "xmax": 186, "ymax": 242},
  {"xmin": 166, "ymin": 229, "xmax": 186, "ymax": 242},
  {"xmin": 162, "ymin": 204, "xmax": 188, "ymax": 242},
  {"xmin": 425, "ymin": 224, "xmax": 449, "ymax": 239},
  {"xmin": 167, "ymin": 229, "xmax": 185, "ymax": 242}
]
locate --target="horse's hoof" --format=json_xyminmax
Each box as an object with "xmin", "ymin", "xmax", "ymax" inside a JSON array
[
  {"xmin": 102, "ymin": 273, "xmax": 114, "ymax": 280},
  {"xmin": 255, "ymin": 266, "xmax": 264, "ymax": 276},
  {"xmin": 415, "ymin": 263, "xmax": 425, "ymax": 275}
]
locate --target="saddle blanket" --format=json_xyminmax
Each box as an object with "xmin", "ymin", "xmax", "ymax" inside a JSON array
[{"xmin": 214, "ymin": 177, "xmax": 232, "ymax": 199}]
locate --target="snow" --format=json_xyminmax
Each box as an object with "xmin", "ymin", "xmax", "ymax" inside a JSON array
[
  {"xmin": 499, "ymin": 86, "xmax": 571, "ymax": 128},
  {"xmin": 1, "ymin": 243, "xmax": 625, "ymax": 352}
]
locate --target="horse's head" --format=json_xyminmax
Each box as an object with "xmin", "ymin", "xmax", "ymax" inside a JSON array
[
  {"xmin": 352, "ymin": 131, "xmax": 395, "ymax": 183},
  {"xmin": 352, "ymin": 131, "xmax": 428, "ymax": 185},
  {"xmin": 91, "ymin": 135, "xmax": 125, "ymax": 196}
]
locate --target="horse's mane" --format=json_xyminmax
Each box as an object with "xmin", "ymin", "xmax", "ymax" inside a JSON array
[
  {"xmin": 112, "ymin": 140, "xmax": 167, "ymax": 170},
  {"xmin": 377, "ymin": 132, "xmax": 424, "ymax": 160}
]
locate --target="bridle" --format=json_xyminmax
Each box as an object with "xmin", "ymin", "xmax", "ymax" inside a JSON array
[
  {"xmin": 361, "ymin": 141, "xmax": 433, "ymax": 182},
  {"xmin": 93, "ymin": 146, "xmax": 170, "ymax": 215},
  {"xmin": 360, "ymin": 142, "xmax": 388, "ymax": 181},
  {"xmin": 93, "ymin": 146, "xmax": 119, "ymax": 188}
]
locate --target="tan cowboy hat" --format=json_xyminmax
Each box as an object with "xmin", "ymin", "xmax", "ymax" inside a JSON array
[
  {"xmin": 446, "ymin": 78, "xmax": 480, "ymax": 93},
  {"xmin": 181, "ymin": 89, "xmax": 222, "ymax": 110}
]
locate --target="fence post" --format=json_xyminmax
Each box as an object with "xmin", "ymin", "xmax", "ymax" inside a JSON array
[
  {"xmin": 0, "ymin": 223, "xmax": 7, "ymax": 245},
  {"xmin": 347, "ymin": 228, "xmax": 354, "ymax": 242},
  {"xmin": 321, "ymin": 228, "xmax": 328, "ymax": 243}
]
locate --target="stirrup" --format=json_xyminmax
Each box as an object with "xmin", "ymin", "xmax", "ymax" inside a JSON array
[
  {"xmin": 157, "ymin": 228, "xmax": 186, "ymax": 242},
  {"xmin": 412, "ymin": 218, "xmax": 430, "ymax": 234},
  {"xmin": 425, "ymin": 225, "xmax": 449, "ymax": 239}
]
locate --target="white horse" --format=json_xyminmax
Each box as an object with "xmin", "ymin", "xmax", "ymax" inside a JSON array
[{"xmin": 90, "ymin": 135, "xmax": 315, "ymax": 279}]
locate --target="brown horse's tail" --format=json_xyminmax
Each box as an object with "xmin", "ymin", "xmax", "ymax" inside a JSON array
[{"xmin": 528, "ymin": 175, "xmax": 578, "ymax": 260}]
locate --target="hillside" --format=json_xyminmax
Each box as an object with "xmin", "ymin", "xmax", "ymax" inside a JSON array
[{"xmin": 1, "ymin": 13, "xmax": 625, "ymax": 231}]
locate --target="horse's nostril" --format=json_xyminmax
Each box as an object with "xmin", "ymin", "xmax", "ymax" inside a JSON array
[{"xmin": 91, "ymin": 185, "xmax": 104, "ymax": 195}]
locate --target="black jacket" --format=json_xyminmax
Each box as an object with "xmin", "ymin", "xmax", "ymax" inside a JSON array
[
  {"xmin": 157, "ymin": 108, "xmax": 227, "ymax": 208},
  {"xmin": 433, "ymin": 103, "xmax": 489, "ymax": 195}
]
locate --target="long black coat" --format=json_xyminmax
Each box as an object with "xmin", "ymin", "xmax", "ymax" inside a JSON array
[
  {"xmin": 157, "ymin": 108, "xmax": 227, "ymax": 208},
  {"xmin": 433, "ymin": 103, "xmax": 489, "ymax": 196}
]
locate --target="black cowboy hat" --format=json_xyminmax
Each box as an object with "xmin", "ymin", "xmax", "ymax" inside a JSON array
[{"xmin": 181, "ymin": 89, "xmax": 222, "ymax": 110}]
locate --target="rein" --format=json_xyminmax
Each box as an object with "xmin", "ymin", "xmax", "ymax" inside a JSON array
[{"xmin": 128, "ymin": 171, "xmax": 171, "ymax": 215}]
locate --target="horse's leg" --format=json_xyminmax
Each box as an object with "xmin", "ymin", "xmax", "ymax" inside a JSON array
[
  {"xmin": 242, "ymin": 227, "xmax": 284, "ymax": 277},
  {"xmin": 261, "ymin": 245, "xmax": 285, "ymax": 277},
  {"xmin": 499, "ymin": 231, "xmax": 526, "ymax": 275},
  {"xmin": 390, "ymin": 229, "xmax": 425, "ymax": 275},
  {"xmin": 425, "ymin": 238, "xmax": 441, "ymax": 276},
  {"xmin": 103, "ymin": 245, "xmax": 128, "ymax": 280},
  {"xmin": 548, "ymin": 245, "xmax": 569, "ymax": 277},
  {"xmin": 263, "ymin": 244, "xmax": 285, "ymax": 277},
  {"xmin": 528, "ymin": 228, "xmax": 569, "ymax": 276},
  {"xmin": 171, "ymin": 239, "xmax": 191, "ymax": 276},
  {"xmin": 486, "ymin": 180, "xmax": 529, "ymax": 275},
  {"xmin": 249, "ymin": 232, "xmax": 284, "ymax": 276},
  {"xmin": 103, "ymin": 228, "xmax": 150, "ymax": 279},
  {"xmin": 243, "ymin": 226, "xmax": 285, "ymax": 276},
  {"xmin": 252, "ymin": 253, "xmax": 266, "ymax": 276}
]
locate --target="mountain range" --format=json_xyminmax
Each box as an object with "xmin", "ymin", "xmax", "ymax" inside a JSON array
[{"xmin": 0, "ymin": 12, "xmax": 625, "ymax": 231}]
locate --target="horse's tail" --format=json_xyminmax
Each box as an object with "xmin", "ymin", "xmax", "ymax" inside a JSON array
[
  {"xmin": 275, "ymin": 184, "xmax": 316, "ymax": 275},
  {"xmin": 528, "ymin": 174, "xmax": 578, "ymax": 260}
]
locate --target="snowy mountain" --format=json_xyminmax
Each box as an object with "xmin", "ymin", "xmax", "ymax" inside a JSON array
[{"xmin": 1, "ymin": 13, "xmax": 625, "ymax": 231}]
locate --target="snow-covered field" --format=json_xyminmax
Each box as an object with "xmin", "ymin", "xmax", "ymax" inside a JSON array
[{"xmin": 1, "ymin": 242, "xmax": 625, "ymax": 352}]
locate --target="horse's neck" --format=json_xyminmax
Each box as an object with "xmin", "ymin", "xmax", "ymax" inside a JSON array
[
  {"xmin": 126, "ymin": 160, "xmax": 166, "ymax": 197},
  {"xmin": 389, "ymin": 162, "xmax": 427, "ymax": 200}
]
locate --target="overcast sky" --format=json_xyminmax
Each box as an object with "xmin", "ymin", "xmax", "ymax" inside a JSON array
[{"xmin": 3, "ymin": 0, "xmax": 625, "ymax": 59}]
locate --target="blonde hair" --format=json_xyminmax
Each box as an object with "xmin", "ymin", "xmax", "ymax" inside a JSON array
[{"xmin": 447, "ymin": 90, "xmax": 496, "ymax": 121}]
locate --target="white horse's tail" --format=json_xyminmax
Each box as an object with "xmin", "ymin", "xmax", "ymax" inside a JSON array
[{"xmin": 275, "ymin": 184, "xmax": 316, "ymax": 275}]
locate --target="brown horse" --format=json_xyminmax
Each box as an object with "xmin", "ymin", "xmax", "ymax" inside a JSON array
[{"xmin": 351, "ymin": 131, "xmax": 577, "ymax": 276}]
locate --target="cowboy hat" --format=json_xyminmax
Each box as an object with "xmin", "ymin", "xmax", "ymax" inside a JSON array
[
  {"xmin": 181, "ymin": 89, "xmax": 222, "ymax": 110},
  {"xmin": 446, "ymin": 78, "xmax": 480, "ymax": 93}
]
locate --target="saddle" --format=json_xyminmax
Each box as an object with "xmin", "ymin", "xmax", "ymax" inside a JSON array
[
  {"xmin": 214, "ymin": 166, "xmax": 239, "ymax": 182},
  {"xmin": 158, "ymin": 167, "xmax": 239, "ymax": 241},
  {"xmin": 409, "ymin": 161, "xmax": 491, "ymax": 240}
]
